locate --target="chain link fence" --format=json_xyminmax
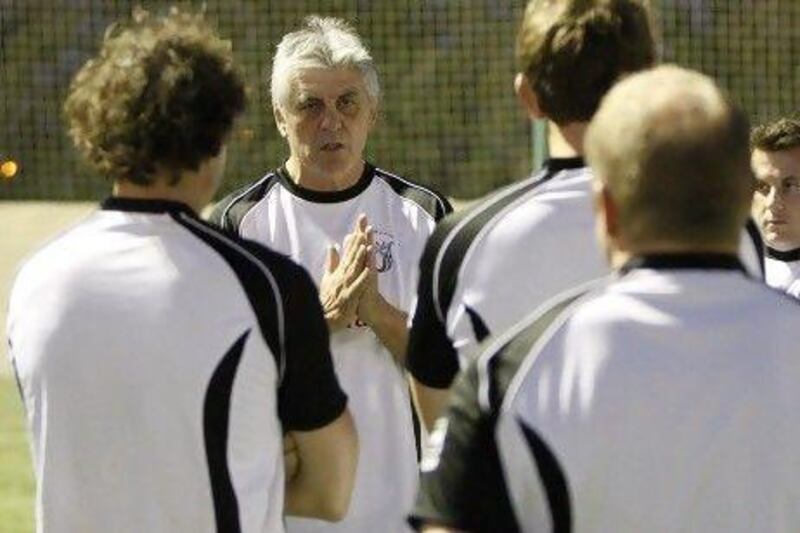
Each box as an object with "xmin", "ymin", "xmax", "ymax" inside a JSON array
[{"xmin": 1, "ymin": 1, "xmax": 798, "ymax": 201}]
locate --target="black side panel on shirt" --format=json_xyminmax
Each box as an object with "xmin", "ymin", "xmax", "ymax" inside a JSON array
[
  {"xmin": 410, "ymin": 284, "xmax": 592, "ymax": 532},
  {"xmin": 174, "ymin": 214, "xmax": 347, "ymax": 431},
  {"xmin": 518, "ymin": 419, "xmax": 572, "ymax": 533},
  {"xmin": 373, "ymin": 169, "xmax": 453, "ymax": 221},
  {"xmin": 204, "ymin": 330, "xmax": 250, "ymax": 533},
  {"xmin": 208, "ymin": 175, "xmax": 279, "ymax": 234},
  {"xmin": 465, "ymin": 305, "xmax": 490, "ymax": 343}
]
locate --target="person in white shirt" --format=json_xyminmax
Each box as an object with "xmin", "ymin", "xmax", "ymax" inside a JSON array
[
  {"xmin": 211, "ymin": 16, "xmax": 451, "ymax": 533},
  {"xmin": 7, "ymin": 9, "xmax": 357, "ymax": 532},
  {"xmin": 411, "ymin": 65, "xmax": 800, "ymax": 533},
  {"xmin": 751, "ymin": 117, "xmax": 800, "ymax": 298}
]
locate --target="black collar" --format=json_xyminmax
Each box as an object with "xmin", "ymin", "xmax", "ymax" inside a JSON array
[
  {"xmin": 101, "ymin": 197, "xmax": 196, "ymax": 216},
  {"xmin": 620, "ymin": 253, "xmax": 746, "ymax": 275},
  {"xmin": 276, "ymin": 162, "xmax": 374, "ymax": 203},
  {"xmin": 766, "ymin": 246, "xmax": 800, "ymax": 263},
  {"xmin": 544, "ymin": 157, "xmax": 585, "ymax": 172}
]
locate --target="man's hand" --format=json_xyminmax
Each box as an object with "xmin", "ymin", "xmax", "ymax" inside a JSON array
[{"xmin": 319, "ymin": 215, "xmax": 371, "ymax": 332}]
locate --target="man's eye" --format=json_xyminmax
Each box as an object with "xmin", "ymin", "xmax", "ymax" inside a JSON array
[
  {"xmin": 298, "ymin": 100, "xmax": 321, "ymax": 111},
  {"xmin": 755, "ymin": 181, "xmax": 771, "ymax": 195},
  {"xmin": 784, "ymin": 180, "xmax": 800, "ymax": 194},
  {"xmin": 338, "ymin": 96, "xmax": 357, "ymax": 111}
]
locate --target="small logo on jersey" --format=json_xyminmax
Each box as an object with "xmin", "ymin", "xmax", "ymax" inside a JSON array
[{"xmin": 373, "ymin": 230, "xmax": 395, "ymax": 273}]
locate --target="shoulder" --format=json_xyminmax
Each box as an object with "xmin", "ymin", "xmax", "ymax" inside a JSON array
[
  {"xmin": 171, "ymin": 212, "xmax": 305, "ymax": 288},
  {"xmin": 208, "ymin": 172, "xmax": 281, "ymax": 232},
  {"xmin": 470, "ymin": 278, "xmax": 608, "ymax": 414},
  {"xmin": 371, "ymin": 166, "xmax": 452, "ymax": 221}
]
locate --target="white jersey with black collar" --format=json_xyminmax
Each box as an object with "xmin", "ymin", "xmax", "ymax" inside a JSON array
[
  {"xmin": 411, "ymin": 254, "xmax": 800, "ymax": 532},
  {"xmin": 407, "ymin": 158, "xmax": 766, "ymax": 390},
  {"xmin": 7, "ymin": 198, "xmax": 346, "ymax": 533},
  {"xmin": 211, "ymin": 163, "xmax": 451, "ymax": 533},
  {"xmin": 765, "ymin": 247, "xmax": 800, "ymax": 298}
]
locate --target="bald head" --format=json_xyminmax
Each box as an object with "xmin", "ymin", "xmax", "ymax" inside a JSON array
[{"xmin": 586, "ymin": 65, "xmax": 753, "ymax": 253}]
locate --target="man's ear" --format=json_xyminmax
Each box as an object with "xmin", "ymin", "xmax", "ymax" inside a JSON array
[
  {"xmin": 597, "ymin": 182, "xmax": 619, "ymax": 242},
  {"xmin": 514, "ymin": 72, "xmax": 546, "ymax": 120},
  {"xmin": 274, "ymin": 106, "xmax": 288, "ymax": 138}
]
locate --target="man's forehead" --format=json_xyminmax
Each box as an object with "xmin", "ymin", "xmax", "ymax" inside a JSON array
[
  {"xmin": 752, "ymin": 147, "xmax": 800, "ymax": 181},
  {"xmin": 290, "ymin": 68, "xmax": 368, "ymax": 99}
]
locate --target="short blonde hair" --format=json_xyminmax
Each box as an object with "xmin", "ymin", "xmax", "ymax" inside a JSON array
[{"xmin": 586, "ymin": 65, "xmax": 753, "ymax": 246}]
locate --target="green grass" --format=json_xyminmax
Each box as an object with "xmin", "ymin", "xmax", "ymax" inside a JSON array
[{"xmin": 0, "ymin": 376, "xmax": 34, "ymax": 533}]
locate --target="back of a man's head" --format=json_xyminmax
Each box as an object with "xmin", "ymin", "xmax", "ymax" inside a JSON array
[
  {"xmin": 586, "ymin": 65, "xmax": 753, "ymax": 249},
  {"xmin": 64, "ymin": 8, "xmax": 245, "ymax": 186},
  {"xmin": 516, "ymin": 0, "xmax": 657, "ymax": 124}
]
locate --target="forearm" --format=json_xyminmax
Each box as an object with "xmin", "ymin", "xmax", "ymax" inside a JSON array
[
  {"xmin": 363, "ymin": 295, "xmax": 409, "ymax": 365},
  {"xmin": 411, "ymin": 377, "xmax": 451, "ymax": 432}
]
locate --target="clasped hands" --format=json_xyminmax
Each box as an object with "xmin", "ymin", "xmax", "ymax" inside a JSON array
[{"xmin": 319, "ymin": 214, "xmax": 385, "ymax": 332}]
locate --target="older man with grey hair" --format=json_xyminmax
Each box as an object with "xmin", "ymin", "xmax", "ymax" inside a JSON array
[
  {"xmin": 212, "ymin": 16, "xmax": 451, "ymax": 533},
  {"xmin": 411, "ymin": 65, "xmax": 800, "ymax": 532}
]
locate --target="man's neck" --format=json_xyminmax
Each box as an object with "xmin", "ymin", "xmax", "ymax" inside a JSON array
[
  {"xmin": 113, "ymin": 178, "xmax": 204, "ymax": 214},
  {"xmin": 285, "ymin": 158, "xmax": 365, "ymax": 192},
  {"xmin": 547, "ymin": 121, "xmax": 587, "ymax": 158}
]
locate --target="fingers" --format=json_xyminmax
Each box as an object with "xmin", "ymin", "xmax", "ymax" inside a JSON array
[{"xmin": 325, "ymin": 244, "xmax": 340, "ymax": 273}]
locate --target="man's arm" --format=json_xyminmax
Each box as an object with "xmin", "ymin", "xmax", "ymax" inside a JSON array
[
  {"xmin": 411, "ymin": 377, "xmax": 451, "ymax": 432},
  {"xmin": 409, "ymin": 361, "xmax": 520, "ymax": 532},
  {"xmin": 284, "ymin": 411, "xmax": 358, "ymax": 521}
]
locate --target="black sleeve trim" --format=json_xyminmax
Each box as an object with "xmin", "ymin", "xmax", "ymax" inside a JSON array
[
  {"xmin": 204, "ymin": 330, "xmax": 249, "ymax": 533},
  {"xmin": 405, "ymin": 212, "xmax": 467, "ymax": 389},
  {"xmin": 275, "ymin": 264, "xmax": 348, "ymax": 431},
  {"xmin": 208, "ymin": 174, "xmax": 279, "ymax": 234},
  {"xmin": 373, "ymin": 168, "xmax": 453, "ymax": 221},
  {"xmin": 518, "ymin": 418, "xmax": 572, "ymax": 533}
]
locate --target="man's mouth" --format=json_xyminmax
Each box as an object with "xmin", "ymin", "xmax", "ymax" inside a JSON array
[{"xmin": 320, "ymin": 142, "xmax": 344, "ymax": 152}]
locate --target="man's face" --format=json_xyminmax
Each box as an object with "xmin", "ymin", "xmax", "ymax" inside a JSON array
[
  {"xmin": 276, "ymin": 67, "xmax": 376, "ymax": 182},
  {"xmin": 751, "ymin": 147, "xmax": 800, "ymax": 251}
]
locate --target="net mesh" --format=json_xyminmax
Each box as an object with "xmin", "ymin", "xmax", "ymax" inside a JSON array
[{"xmin": 1, "ymin": 1, "xmax": 798, "ymax": 201}]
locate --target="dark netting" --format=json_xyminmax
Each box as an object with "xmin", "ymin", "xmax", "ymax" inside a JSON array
[{"xmin": 1, "ymin": 1, "xmax": 799, "ymax": 201}]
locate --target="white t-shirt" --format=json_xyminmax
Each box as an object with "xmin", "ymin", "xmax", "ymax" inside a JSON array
[
  {"xmin": 212, "ymin": 163, "xmax": 451, "ymax": 533},
  {"xmin": 411, "ymin": 254, "xmax": 800, "ymax": 532},
  {"xmin": 407, "ymin": 158, "xmax": 765, "ymax": 390},
  {"xmin": 7, "ymin": 198, "xmax": 346, "ymax": 533}
]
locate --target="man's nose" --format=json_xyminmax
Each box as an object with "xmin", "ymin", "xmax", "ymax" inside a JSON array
[
  {"xmin": 320, "ymin": 106, "xmax": 343, "ymax": 131},
  {"xmin": 766, "ymin": 187, "xmax": 785, "ymax": 211}
]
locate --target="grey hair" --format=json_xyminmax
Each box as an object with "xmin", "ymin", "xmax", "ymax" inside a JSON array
[{"xmin": 270, "ymin": 16, "xmax": 380, "ymax": 110}]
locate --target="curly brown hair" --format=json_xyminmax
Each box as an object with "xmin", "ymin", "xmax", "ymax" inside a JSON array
[
  {"xmin": 751, "ymin": 117, "xmax": 800, "ymax": 152},
  {"xmin": 64, "ymin": 7, "xmax": 246, "ymax": 185},
  {"xmin": 516, "ymin": 0, "xmax": 657, "ymax": 125}
]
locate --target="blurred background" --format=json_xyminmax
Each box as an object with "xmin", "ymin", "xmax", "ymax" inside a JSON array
[{"xmin": 2, "ymin": 0, "xmax": 799, "ymax": 203}]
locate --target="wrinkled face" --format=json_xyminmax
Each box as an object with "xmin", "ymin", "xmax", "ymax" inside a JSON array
[
  {"xmin": 275, "ymin": 67, "xmax": 376, "ymax": 182},
  {"xmin": 751, "ymin": 147, "xmax": 800, "ymax": 251}
]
